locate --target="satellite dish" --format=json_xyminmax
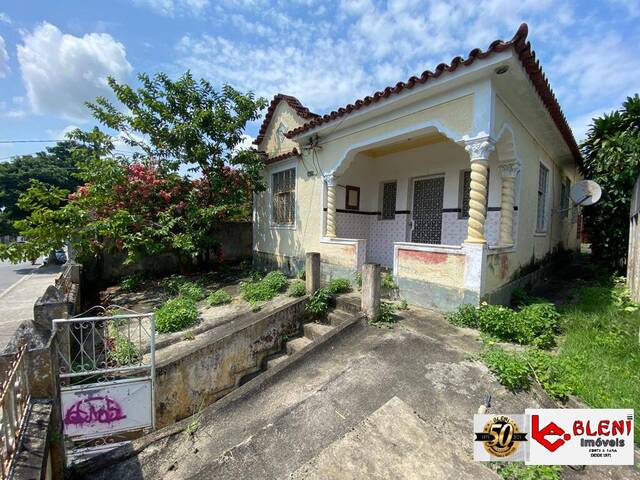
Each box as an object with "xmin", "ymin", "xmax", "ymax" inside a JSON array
[{"xmin": 570, "ymin": 180, "xmax": 602, "ymax": 207}]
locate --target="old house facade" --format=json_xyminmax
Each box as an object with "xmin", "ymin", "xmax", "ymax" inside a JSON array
[{"xmin": 253, "ymin": 24, "xmax": 581, "ymax": 311}]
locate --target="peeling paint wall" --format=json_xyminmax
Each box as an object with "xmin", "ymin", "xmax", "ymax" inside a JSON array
[
  {"xmin": 154, "ymin": 297, "xmax": 307, "ymax": 428},
  {"xmin": 396, "ymin": 248, "xmax": 466, "ymax": 290}
]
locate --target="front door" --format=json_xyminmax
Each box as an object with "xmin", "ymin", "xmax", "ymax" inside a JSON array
[{"xmin": 411, "ymin": 176, "xmax": 444, "ymax": 243}]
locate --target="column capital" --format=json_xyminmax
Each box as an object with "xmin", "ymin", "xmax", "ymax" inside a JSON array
[
  {"xmin": 463, "ymin": 137, "xmax": 495, "ymax": 162},
  {"xmin": 498, "ymin": 162, "xmax": 520, "ymax": 178},
  {"xmin": 324, "ymin": 173, "xmax": 339, "ymax": 187}
]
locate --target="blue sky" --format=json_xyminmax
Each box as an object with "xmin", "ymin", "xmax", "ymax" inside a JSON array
[{"xmin": 0, "ymin": 0, "xmax": 639, "ymax": 161}]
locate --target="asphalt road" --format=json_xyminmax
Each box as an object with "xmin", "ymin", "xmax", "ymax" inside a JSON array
[{"xmin": 0, "ymin": 259, "xmax": 42, "ymax": 296}]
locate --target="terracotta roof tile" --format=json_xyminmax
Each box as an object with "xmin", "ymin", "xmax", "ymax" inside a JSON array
[
  {"xmin": 261, "ymin": 148, "xmax": 300, "ymax": 165},
  {"xmin": 254, "ymin": 94, "xmax": 319, "ymax": 146},
  {"xmin": 284, "ymin": 23, "xmax": 581, "ymax": 164}
]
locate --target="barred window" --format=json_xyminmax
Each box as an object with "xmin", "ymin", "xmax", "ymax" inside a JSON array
[
  {"xmin": 536, "ymin": 164, "xmax": 549, "ymax": 232},
  {"xmin": 272, "ymin": 168, "xmax": 295, "ymax": 225},
  {"xmin": 381, "ymin": 181, "xmax": 397, "ymax": 219},
  {"xmin": 459, "ymin": 170, "xmax": 471, "ymax": 218}
]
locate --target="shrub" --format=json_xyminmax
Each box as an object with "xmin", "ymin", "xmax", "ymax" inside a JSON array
[
  {"xmin": 161, "ymin": 274, "xmax": 190, "ymax": 295},
  {"xmin": 510, "ymin": 287, "xmax": 530, "ymax": 307},
  {"xmin": 482, "ymin": 348, "xmax": 531, "ymax": 392},
  {"xmin": 327, "ymin": 278, "xmax": 351, "ymax": 294},
  {"xmin": 517, "ymin": 303, "xmax": 560, "ymax": 349},
  {"xmin": 207, "ymin": 289, "xmax": 232, "ymax": 306},
  {"xmin": 121, "ymin": 273, "xmax": 145, "ymax": 292},
  {"xmin": 155, "ymin": 297, "xmax": 199, "ymax": 333},
  {"xmin": 380, "ymin": 272, "xmax": 397, "ymax": 290},
  {"xmin": 496, "ymin": 463, "xmax": 562, "ymax": 480},
  {"xmin": 305, "ymin": 287, "xmax": 332, "ymax": 317},
  {"xmin": 177, "ymin": 282, "xmax": 205, "ymax": 302},
  {"xmin": 108, "ymin": 333, "xmax": 140, "ymax": 365},
  {"xmin": 240, "ymin": 270, "xmax": 289, "ymax": 305},
  {"xmin": 371, "ymin": 301, "xmax": 397, "ymax": 327},
  {"xmin": 477, "ymin": 304, "xmax": 520, "ymax": 341},
  {"xmin": 289, "ymin": 279, "xmax": 306, "ymax": 297},
  {"xmin": 297, "ymin": 268, "xmax": 306, "ymax": 280},
  {"xmin": 525, "ymin": 349, "xmax": 575, "ymax": 401},
  {"xmin": 398, "ymin": 298, "xmax": 408, "ymax": 310},
  {"xmin": 445, "ymin": 304, "xmax": 479, "ymax": 328}
]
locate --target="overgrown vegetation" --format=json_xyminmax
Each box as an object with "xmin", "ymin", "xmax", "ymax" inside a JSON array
[
  {"xmin": 288, "ymin": 279, "xmax": 306, "ymax": 297},
  {"xmin": 120, "ymin": 273, "xmax": 145, "ymax": 292},
  {"xmin": 446, "ymin": 301, "xmax": 560, "ymax": 349},
  {"xmin": 380, "ymin": 272, "xmax": 397, "ymax": 290},
  {"xmin": 495, "ymin": 462, "xmax": 562, "ymax": 480},
  {"xmin": 155, "ymin": 297, "xmax": 199, "ymax": 333},
  {"xmin": 107, "ymin": 331, "xmax": 141, "ymax": 366},
  {"xmin": 370, "ymin": 301, "xmax": 397, "ymax": 328},
  {"xmin": 581, "ymin": 94, "xmax": 640, "ymax": 270},
  {"xmin": 305, "ymin": 286, "xmax": 333, "ymax": 317},
  {"xmin": 326, "ymin": 278, "xmax": 351, "ymax": 294},
  {"xmin": 240, "ymin": 270, "xmax": 288, "ymax": 307},
  {"xmin": 207, "ymin": 289, "xmax": 232, "ymax": 306},
  {"xmin": 177, "ymin": 282, "xmax": 206, "ymax": 302}
]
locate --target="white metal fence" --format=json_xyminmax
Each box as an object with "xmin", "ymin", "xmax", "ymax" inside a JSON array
[
  {"xmin": 0, "ymin": 345, "xmax": 30, "ymax": 479},
  {"xmin": 53, "ymin": 309, "xmax": 155, "ymax": 463}
]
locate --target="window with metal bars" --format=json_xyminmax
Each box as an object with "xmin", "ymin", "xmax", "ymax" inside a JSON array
[
  {"xmin": 536, "ymin": 164, "xmax": 549, "ymax": 232},
  {"xmin": 272, "ymin": 168, "xmax": 295, "ymax": 225},
  {"xmin": 381, "ymin": 181, "xmax": 397, "ymax": 219},
  {"xmin": 459, "ymin": 170, "xmax": 471, "ymax": 218},
  {"xmin": 560, "ymin": 177, "xmax": 570, "ymax": 218}
]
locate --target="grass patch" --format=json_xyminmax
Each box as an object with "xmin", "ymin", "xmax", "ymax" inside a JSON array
[
  {"xmin": 155, "ymin": 297, "xmax": 199, "ymax": 333},
  {"xmin": 288, "ymin": 279, "xmax": 306, "ymax": 297},
  {"xmin": 556, "ymin": 281, "xmax": 640, "ymax": 443},
  {"xmin": 326, "ymin": 278, "xmax": 351, "ymax": 294},
  {"xmin": 240, "ymin": 270, "xmax": 289, "ymax": 307},
  {"xmin": 207, "ymin": 289, "xmax": 232, "ymax": 306},
  {"xmin": 495, "ymin": 462, "xmax": 562, "ymax": 480}
]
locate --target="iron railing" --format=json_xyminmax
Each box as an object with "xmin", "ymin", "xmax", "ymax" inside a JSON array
[{"xmin": 0, "ymin": 345, "xmax": 30, "ymax": 479}]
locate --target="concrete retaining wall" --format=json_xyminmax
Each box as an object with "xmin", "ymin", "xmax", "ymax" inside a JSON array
[{"xmin": 154, "ymin": 296, "xmax": 307, "ymax": 428}]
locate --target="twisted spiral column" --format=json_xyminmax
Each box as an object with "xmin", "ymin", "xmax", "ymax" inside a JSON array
[
  {"xmin": 325, "ymin": 175, "xmax": 337, "ymax": 237},
  {"xmin": 463, "ymin": 139, "xmax": 494, "ymax": 244},
  {"xmin": 499, "ymin": 163, "xmax": 519, "ymax": 246}
]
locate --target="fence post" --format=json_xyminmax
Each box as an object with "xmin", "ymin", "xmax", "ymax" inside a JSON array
[
  {"xmin": 306, "ymin": 252, "xmax": 321, "ymax": 294},
  {"xmin": 361, "ymin": 263, "xmax": 380, "ymax": 319}
]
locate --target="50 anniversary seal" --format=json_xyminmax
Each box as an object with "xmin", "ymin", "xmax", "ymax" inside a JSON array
[{"xmin": 475, "ymin": 415, "xmax": 528, "ymax": 458}]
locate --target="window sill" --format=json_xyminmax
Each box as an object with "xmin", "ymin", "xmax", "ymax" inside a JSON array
[
  {"xmin": 270, "ymin": 224, "xmax": 296, "ymax": 230},
  {"xmin": 534, "ymin": 232, "xmax": 547, "ymax": 237}
]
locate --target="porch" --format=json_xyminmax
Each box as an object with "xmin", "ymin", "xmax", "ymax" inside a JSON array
[{"xmin": 318, "ymin": 127, "xmax": 521, "ymax": 310}]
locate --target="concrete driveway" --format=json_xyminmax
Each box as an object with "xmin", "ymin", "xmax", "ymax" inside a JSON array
[{"xmin": 89, "ymin": 304, "xmax": 640, "ymax": 480}]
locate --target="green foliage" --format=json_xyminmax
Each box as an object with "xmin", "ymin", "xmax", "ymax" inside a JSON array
[
  {"xmin": 380, "ymin": 272, "xmax": 397, "ymax": 290},
  {"xmin": 288, "ymin": 279, "xmax": 306, "ymax": 297},
  {"xmin": 0, "ymin": 72, "xmax": 267, "ymax": 264},
  {"xmin": 305, "ymin": 287, "xmax": 332, "ymax": 317},
  {"xmin": 297, "ymin": 268, "xmax": 306, "ymax": 280},
  {"xmin": 446, "ymin": 302, "xmax": 560, "ymax": 349},
  {"xmin": 161, "ymin": 275, "xmax": 190, "ymax": 295},
  {"xmin": 510, "ymin": 287, "xmax": 530, "ymax": 307},
  {"xmin": 371, "ymin": 301, "xmax": 397, "ymax": 327},
  {"xmin": 207, "ymin": 289, "xmax": 232, "ymax": 306},
  {"xmin": 496, "ymin": 463, "xmax": 562, "ymax": 480},
  {"xmin": 354, "ymin": 271, "xmax": 362, "ymax": 289},
  {"xmin": 155, "ymin": 297, "xmax": 199, "ymax": 333},
  {"xmin": 445, "ymin": 304, "xmax": 480, "ymax": 328},
  {"xmin": 398, "ymin": 298, "xmax": 408, "ymax": 310},
  {"xmin": 525, "ymin": 349, "xmax": 575, "ymax": 401},
  {"xmin": 107, "ymin": 333, "xmax": 141, "ymax": 366},
  {"xmin": 581, "ymin": 94, "xmax": 640, "ymax": 270},
  {"xmin": 120, "ymin": 273, "xmax": 145, "ymax": 292},
  {"xmin": 0, "ymin": 142, "xmax": 81, "ymax": 236},
  {"xmin": 326, "ymin": 278, "xmax": 351, "ymax": 294},
  {"xmin": 177, "ymin": 282, "xmax": 205, "ymax": 302},
  {"xmin": 240, "ymin": 270, "xmax": 288, "ymax": 306},
  {"xmin": 482, "ymin": 348, "xmax": 531, "ymax": 392}
]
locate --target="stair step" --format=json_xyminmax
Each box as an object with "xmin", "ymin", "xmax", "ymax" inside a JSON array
[
  {"xmin": 334, "ymin": 293, "xmax": 361, "ymax": 315},
  {"xmin": 286, "ymin": 337, "xmax": 313, "ymax": 355},
  {"xmin": 266, "ymin": 353, "xmax": 289, "ymax": 370},
  {"xmin": 303, "ymin": 323, "xmax": 334, "ymax": 341},
  {"xmin": 327, "ymin": 309, "xmax": 355, "ymax": 326}
]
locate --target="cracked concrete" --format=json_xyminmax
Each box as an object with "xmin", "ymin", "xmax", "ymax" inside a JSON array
[{"xmin": 87, "ymin": 306, "xmax": 640, "ymax": 480}]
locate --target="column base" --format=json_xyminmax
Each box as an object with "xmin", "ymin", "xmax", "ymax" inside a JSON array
[{"xmin": 463, "ymin": 237, "xmax": 487, "ymax": 244}]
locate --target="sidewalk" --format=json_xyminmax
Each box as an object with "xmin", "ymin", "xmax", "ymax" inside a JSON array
[{"xmin": 0, "ymin": 264, "xmax": 62, "ymax": 352}]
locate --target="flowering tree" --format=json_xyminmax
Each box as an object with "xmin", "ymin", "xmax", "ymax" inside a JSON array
[{"xmin": 0, "ymin": 73, "xmax": 266, "ymax": 266}]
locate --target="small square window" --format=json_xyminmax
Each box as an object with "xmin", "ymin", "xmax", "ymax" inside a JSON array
[{"xmin": 381, "ymin": 181, "xmax": 397, "ymax": 219}]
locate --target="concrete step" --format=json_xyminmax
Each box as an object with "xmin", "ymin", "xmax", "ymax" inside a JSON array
[
  {"xmin": 334, "ymin": 293, "xmax": 361, "ymax": 315},
  {"xmin": 266, "ymin": 353, "xmax": 289, "ymax": 370},
  {"xmin": 327, "ymin": 309, "xmax": 356, "ymax": 327},
  {"xmin": 303, "ymin": 323, "xmax": 334, "ymax": 341},
  {"xmin": 286, "ymin": 336, "xmax": 313, "ymax": 355}
]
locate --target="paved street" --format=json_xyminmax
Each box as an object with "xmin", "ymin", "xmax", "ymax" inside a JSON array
[{"xmin": 0, "ymin": 259, "xmax": 62, "ymax": 352}]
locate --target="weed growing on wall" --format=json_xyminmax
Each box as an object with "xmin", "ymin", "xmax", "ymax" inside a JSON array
[
  {"xmin": 288, "ymin": 280, "xmax": 306, "ymax": 297},
  {"xmin": 370, "ymin": 301, "xmax": 397, "ymax": 328},
  {"xmin": 326, "ymin": 278, "xmax": 351, "ymax": 294},
  {"xmin": 155, "ymin": 297, "xmax": 199, "ymax": 333},
  {"xmin": 240, "ymin": 270, "xmax": 289, "ymax": 307},
  {"xmin": 107, "ymin": 333, "xmax": 141, "ymax": 366}
]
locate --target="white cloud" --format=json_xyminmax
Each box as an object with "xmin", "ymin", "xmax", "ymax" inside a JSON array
[
  {"xmin": 46, "ymin": 125, "xmax": 81, "ymax": 141},
  {"xmin": 17, "ymin": 23, "xmax": 132, "ymax": 120},
  {"xmin": 133, "ymin": 0, "xmax": 210, "ymax": 16},
  {"xmin": 0, "ymin": 36, "xmax": 9, "ymax": 77},
  {"xmin": 0, "ymin": 12, "xmax": 11, "ymax": 24}
]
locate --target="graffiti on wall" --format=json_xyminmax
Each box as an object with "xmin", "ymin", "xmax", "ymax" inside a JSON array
[{"xmin": 64, "ymin": 396, "xmax": 127, "ymax": 426}]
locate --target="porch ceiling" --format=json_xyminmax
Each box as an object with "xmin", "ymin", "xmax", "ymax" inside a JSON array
[{"xmin": 360, "ymin": 132, "xmax": 448, "ymax": 158}]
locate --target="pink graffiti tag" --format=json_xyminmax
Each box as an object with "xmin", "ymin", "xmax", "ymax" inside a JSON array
[{"xmin": 64, "ymin": 396, "xmax": 127, "ymax": 426}]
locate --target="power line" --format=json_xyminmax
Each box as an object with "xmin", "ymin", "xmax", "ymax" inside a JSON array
[{"xmin": 0, "ymin": 139, "xmax": 64, "ymax": 144}]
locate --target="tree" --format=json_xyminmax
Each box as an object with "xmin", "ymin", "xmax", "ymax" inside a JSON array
[
  {"xmin": 0, "ymin": 72, "xmax": 266, "ymax": 267},
  {"xmin": 581, "ymin": 94, "xmax": 640, "ymax": 270},
  {"xmin": 0, "ymin": 142, "xmax": 81, "ymax": 235}
]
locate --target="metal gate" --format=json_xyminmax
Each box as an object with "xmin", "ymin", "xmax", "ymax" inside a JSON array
[
  {"xmin": 411, "ymin": 176, "xmax": 444, "ymax": 244},
  {"xmin": 53, "ymin": 309, "xmax": 155, "ymax": 464}
]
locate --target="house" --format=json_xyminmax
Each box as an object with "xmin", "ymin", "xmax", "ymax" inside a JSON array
[{"xmin": 253, "ymin": 23, "xmax": 582, "ymax": 311}]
